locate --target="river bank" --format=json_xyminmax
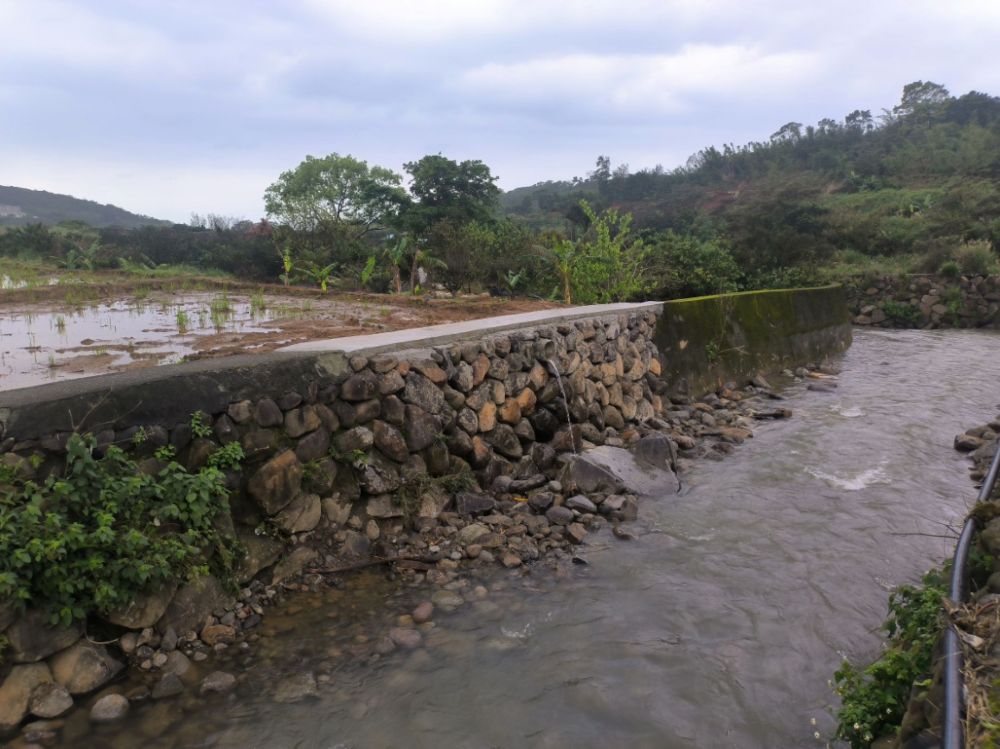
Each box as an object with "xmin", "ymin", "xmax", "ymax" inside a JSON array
[
  {"xmin": 22, "ymin": 327, "xmax": 992, "ymax": 748},
  {"xmin": 1, "ymin": 358, "xmax": 812, "ymax": 747}
]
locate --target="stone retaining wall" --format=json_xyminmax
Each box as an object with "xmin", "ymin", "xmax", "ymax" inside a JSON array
[
  {"xmin": 0, "ymin": 303, "xmax": 667, "ymax": 732},
  {"xmin": 845, "ymin": 274, "xmax": 1000, "ymax": 328}
]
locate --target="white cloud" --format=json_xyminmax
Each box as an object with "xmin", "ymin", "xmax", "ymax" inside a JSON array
[{"xmin": 457, "ymin": 44, "xmax": 821, "ymax": 116}]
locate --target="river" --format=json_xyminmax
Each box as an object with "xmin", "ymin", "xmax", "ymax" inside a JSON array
[{"xmin": 77, "ymin": 328, "xmax": 1000, "ymax": 748}]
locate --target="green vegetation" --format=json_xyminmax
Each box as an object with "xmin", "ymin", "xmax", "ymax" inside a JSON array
[
  {"xmin": 0, "ymin": 434, "xmax": 238, "ymax": 626},
  {"xmin": 882, "ymin": 300, "xmax": 922, "ymax": 326},
  {"xmin": 833, "ymin": 568, "xmax": 947, "ymax": 748},
  {"xmin": 3, "ymin": 81, "xmax": 999, "ymax": 301}
]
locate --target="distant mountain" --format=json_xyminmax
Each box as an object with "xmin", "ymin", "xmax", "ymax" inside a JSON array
[{"xmin": 0, "ymin": 185, "xmax": 170, "ymax": 228}]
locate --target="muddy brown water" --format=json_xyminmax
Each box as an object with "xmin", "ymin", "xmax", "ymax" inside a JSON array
[{"xmin": 57, "ymin": 329, "xmax": 1000, "ymax": 748}]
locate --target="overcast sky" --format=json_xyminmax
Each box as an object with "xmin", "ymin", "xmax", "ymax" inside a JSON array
[{"xmin": 2, "ymin": 0, "xmax": 999, "ymax": 223}]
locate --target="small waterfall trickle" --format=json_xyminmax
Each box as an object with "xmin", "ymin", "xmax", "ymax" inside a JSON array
[{"xmin": 546, "ymin": 358, "xmax": 577, "ymax": 455}]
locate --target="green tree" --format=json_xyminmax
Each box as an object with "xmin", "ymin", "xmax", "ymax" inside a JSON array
[
  {"xmin": 403, "ymin": 154, "xmax": 500, "ymax": 231},
  {"xmin": 649, "ymin": 232, "xmax": 742, "ymax": 298},
  {"xmin": 264, "ymin": 153, "xmax": 408, "ymax": 234},
  {"xmin": 575, "ymin": 200, "xmax": 651, "ymax": 302}
]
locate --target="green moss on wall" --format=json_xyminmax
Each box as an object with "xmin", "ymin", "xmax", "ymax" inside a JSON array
[{"xmin": 653, "ymin": 284, "xmax": 852, "ymax": 395}]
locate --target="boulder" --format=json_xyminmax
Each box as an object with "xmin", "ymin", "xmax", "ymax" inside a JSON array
[
  {"xmin": 487, "ymin": 424, "xmax": 522, "ymax": 460},
  {"xmin": 340, "ymin": 370, "xmax": 379, "ymax": 402},
  {"xmin": 631, "ymin": 433, "xmax": 678, "ymax": 472},
  {"xmin": 333, "ymin": 427, "xmax": 374, "ymax": 454},
  {"xmin": 273, "ymin": 493, "xmax": 322, "ymax": 534},
  {"xmin": 254, "ymin": 398, "xmax": 283, "ymax": 428},
  {"xmin": 89, "ymin": 693, "xmax": 129, "ymax": 723},
  {"xmin": 418, "ymin": 485, "xmax": 451, "ymax": 519},
  {"xmin": 403, "ymin": 406, "xmax": 439, "ymax": 452},
  {"xmin": 248, "ymin": 451, "xmax": 303, "ymax": 515},
  {"xmin": 28, "ymin": 682, "xmax": 73, "ymax": 719},
  {"xmin": 271, "ymin": 547, "xmax": 319, "ymax": 585},
  {"xmin": 478, "ymin": 402, "xmax": 497, "ymax": 432},
  {"xmin": 294, "ymin": 428, "xmax": 330, "ymax": 463},
  {"xmin": 357, "ymin": 452, "xmax": 402, "ymax": 494},
  {"xmin": 0, "ymin": 663, "xmax": 52, "ymax": 731},
  {"xmin": 402, "ymin": 373, "xmax": 445, "ymax": 414},
  {"xmin": 565, "ymin": 446, "xmax": 678, "ymax": 495},
  {"xmin": 104, "ymin": 582, "xmax": 178, "ymax": 629},
  {"xmin": 321, "ymin": 496, "xmax": 353, "ymax": 526},
  {"xmin": 455, "ymin": 492, "xmax": 496, "ymax": 516},
  {"xmin": 273, "ymin": 672, "xmax": 319, "ymax": 703},
  {"xmin": 373, "ymin": 420, "xmax": 409, "ymax": 463},
  {"xmin": 6, "ymin": 610, "xmax": 82, "ymax": 664},
  {"xmin": 157, "ymin": 576, "xmax": 235, "ymax": 634},
  {"xmin": 367, "ymin": 494, "xmax": 404, "ymax": 519},
  {"xmin": 49, "ymin": 640, "xmax": 123, "ymax": 695},
  {"xmin": 152, "ymin": 672, "xmax": 185, "ymax": 700},
  {"xmin": 200, "ymin": 671, "xmax": 236, "ymax": 696},
  {"xmin": 233, "ymin": 527, "xmax": 285, "ymax": 584}
]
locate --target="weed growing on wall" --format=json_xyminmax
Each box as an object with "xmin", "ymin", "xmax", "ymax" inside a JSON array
[
  {"xmin": 0, "ymin": 434, "xmax": 240, "ymax": 626},
  {"xmin": 882, "ymin": 300, "xmax": 922, "ymax": 327},
  {"xmin": 833, "ymin": 567, "xmax": 947, "ymax": 747}
]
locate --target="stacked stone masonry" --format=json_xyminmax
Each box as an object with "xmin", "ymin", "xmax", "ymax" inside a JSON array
[
  {"xmin": 0, "ymin": 307, "xmax": 667, "ymax": 732},
  {"xmin": 847, "ymin": 274, "xmax": 1000, "ymax": 328}
]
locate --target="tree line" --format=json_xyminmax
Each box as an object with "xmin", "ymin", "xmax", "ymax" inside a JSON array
[{"xmin": 2, "ymin": 81, "xmax": 998, "ymax": 300}]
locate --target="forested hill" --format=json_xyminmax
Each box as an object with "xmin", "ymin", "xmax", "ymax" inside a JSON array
[
  {"xmin": 502, "ymin": 82, "xmax": 1000, "ymax": 283},
  {"xmin": 0, "ymin": 185, "xmax": 169, "ymax": 228}
]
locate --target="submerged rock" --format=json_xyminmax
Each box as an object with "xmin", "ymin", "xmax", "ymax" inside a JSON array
[{"xmin": 273, "ymin": 673, "xmax": 319, "ymax": 703}]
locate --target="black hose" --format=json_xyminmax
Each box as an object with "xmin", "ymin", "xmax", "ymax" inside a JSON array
[{"xmin": 943, "ymin": 441, "xmax": 1000, "ymax": 749}]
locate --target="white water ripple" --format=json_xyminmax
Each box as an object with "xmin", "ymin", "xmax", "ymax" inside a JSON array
[
  {"xmin": 830, "ymin": 403, "xmax": 865, "ymax": 418},
  {"xmin": 806, "ymin": 459, "xmax": 890, "ymax": 491}
]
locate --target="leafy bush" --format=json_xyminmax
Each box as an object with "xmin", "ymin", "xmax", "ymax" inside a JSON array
[
  {"xmin": 941, "ymin": 285, "xmax": 964, "ymax": 314},
  {"xmin": 0, "ymin": 434, "xmax": 239, "ymax": 625},
  {"xmin": 834, "ymin": 569, "xmax": 946, "ymax": 748},
  {"xmin": 649, "ymin": 231, "xmax": 742, "ymax": 298},
  {"xmin": 939, "ymin": 260, "xmax": 961, "ymax": 278},
  {"xmin": 955, "ymin": 240, "xmax": 997, "ymax": 276},
  {"xmin": 882, "ymin": 300, "xmax": 922, "ymax": 326}
]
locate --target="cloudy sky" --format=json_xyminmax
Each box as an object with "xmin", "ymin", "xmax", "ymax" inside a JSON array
[{"xmin": 2, "ymin": 0, "xmax": 999, "ymax": 223}]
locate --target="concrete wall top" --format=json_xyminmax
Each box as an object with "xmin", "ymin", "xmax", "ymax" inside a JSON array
[{"xmin": 280, "ymin": 302, "xmax": 664, "ymax": 354}]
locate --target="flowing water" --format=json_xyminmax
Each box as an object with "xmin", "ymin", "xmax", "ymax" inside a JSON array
[{"xmin": 74, "ymin": 329, "xmax": 1000, "ymax": 748}]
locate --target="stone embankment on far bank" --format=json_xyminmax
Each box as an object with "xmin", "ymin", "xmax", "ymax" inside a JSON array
[
  {"xmin": 846, "ymin": 274, "xmax": 1000, "ymax": 328},
  {"xmin": 0, "ymin": 292, "xmax": 851, "ymax": 744}
]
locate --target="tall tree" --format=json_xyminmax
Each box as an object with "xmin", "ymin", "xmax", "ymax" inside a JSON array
[
  {"xmin": 403, "ymin": 154, "xmax": 500, "ymax": 231},
  {"xmin": 264, "ymin": 153, "xmax": 408, "ymax": 234}
]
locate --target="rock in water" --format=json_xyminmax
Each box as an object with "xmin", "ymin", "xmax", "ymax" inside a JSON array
[
  {"xmin": 199, "ymin": 671, "xmax": 236, "ymax": 696},
  {"xmin": 273, "ymin": 673, "xmax": 319, "ymax": 703},
  {"xmin": 90, "ymin": 694, "xmax": 129, "ymax": 723},
  {"xmin": 566, "ymin": 446, "xmax": 680, "ymax": 495}
]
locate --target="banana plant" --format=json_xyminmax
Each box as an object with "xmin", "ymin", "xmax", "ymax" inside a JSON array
[
  {"xmin": 409, "ymin": 247, "xmax": 447, "ymax": 293},
  {"xmin": 547, "ymin": 238, "xmax": 581, "ymax": 304},
  {"xmin": 383, "ymin": 236, "xmax": 411, "ymax": 294},
  {"xmin": 303, "ymin": 262, "xmax": 337, "ymax": 292},
  {"xmin": 276, "ymin": 243, "xmax": 294, "ymax": 286}
]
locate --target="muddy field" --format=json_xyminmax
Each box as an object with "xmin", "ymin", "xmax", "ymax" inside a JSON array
[{"xmin": 0, "ymin": 276, "xmax": 559, "ymax": 391}]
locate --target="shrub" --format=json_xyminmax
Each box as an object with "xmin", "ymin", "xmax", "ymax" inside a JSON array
[
  {"xmin": 0, "ymin": 434, "xmax": 239, "ymax": 625},
  {"xmin": 882, "ymin": 300, "xmax": 922, "ymax": 326},
  {"xmin": 939, "ymin": 260, "xmax": 961, "ymax": 278},
  {"xmin": 954, "ymin": 240, "xmax": 997, "ymax": 276},
  {"xmin": 834, "ymin": 568, "xmax": 946, "ymax": 748},
  {"xmin": 648, "ymin": 231, "xmax": 742, "ymax": 298}
]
